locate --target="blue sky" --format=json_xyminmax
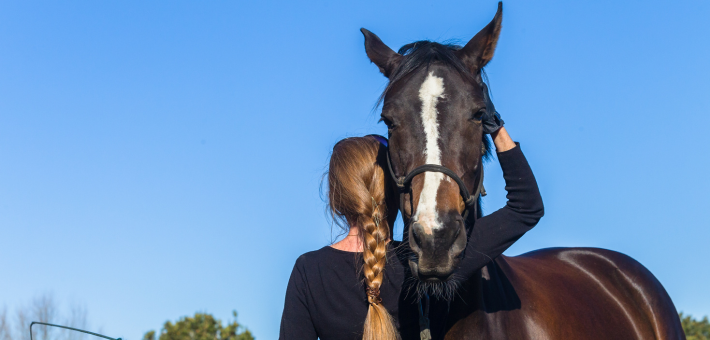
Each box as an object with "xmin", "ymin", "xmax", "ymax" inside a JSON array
[{"xmin": 1, "ymin": 0, "xmax": 708, "ymax": 339}]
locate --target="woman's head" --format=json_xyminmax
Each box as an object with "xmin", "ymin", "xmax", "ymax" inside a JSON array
[
  {"xmin": 327, "ymin": 135, "xmax": 400, "ymax": 340},
  {"xmin": 328, "ymin": 135, "xmax": 397, "ymax": 234}
]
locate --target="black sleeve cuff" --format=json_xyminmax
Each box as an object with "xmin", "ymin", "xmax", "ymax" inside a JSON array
[{"xmin": 496, "ymin": 141, "xmax": 521, "ymax": 157}]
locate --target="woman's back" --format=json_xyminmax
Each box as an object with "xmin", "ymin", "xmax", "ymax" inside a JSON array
[{"xmin": 279, "ymin": 242, "xmax": 420, "ymax": 339}]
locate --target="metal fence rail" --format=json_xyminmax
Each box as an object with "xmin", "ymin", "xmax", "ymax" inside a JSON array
[{"xmin": 29, "ymin": 322, "xmax": 122, "ymax": 340}]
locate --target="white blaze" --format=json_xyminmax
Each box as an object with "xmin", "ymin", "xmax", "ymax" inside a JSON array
[{"xmin": 412, "ymin": 71, "xmax": 445, "ymax": 235}]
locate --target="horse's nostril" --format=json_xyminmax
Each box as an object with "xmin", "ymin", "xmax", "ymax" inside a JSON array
[{"xmin": 411, "ymin": 222, "xmax": 424, "ymax": 248}]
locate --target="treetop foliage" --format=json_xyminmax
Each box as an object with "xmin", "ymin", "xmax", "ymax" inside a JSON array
[
  {"xmin": 681, "ymin": 312, "xmax": 710, "ymax": 340},
  {"xmin": 143, "ymin": 311, "xmax": 253, "ymax": 340}
]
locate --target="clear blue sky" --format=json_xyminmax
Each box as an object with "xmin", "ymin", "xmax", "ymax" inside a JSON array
[{"xmin": 1, "ymin": 0, "xmax": 708, "ymax": 339}]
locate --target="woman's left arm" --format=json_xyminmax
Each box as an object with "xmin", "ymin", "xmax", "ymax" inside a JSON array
[{"xmin": 455, "ymin": 127, "xmax": 544, "ymax": 278}]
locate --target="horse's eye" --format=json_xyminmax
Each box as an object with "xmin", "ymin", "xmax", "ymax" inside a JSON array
[
  {"xmin": 471, "ymin": 109, "xmax": 485, "ymax": 121},
  {"xmin": 379, "ymin": 116, "xmax": 396, "ymax": 129}
]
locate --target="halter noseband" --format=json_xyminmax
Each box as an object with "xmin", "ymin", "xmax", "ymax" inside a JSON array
[
  {"xmin": 385, "ymin": 147, "xmax": 484, "ymax": 224},
  {"xmin": 369, "ymin": 134, "xmax": 484, "ymax": 224}
]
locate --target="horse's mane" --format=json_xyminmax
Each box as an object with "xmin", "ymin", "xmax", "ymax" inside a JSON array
[{"xmin": 376, "ymin": 40, "xmax": 494, "ymax": 163}]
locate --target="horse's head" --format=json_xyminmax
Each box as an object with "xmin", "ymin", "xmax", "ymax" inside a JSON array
[{"xmin": 362, "ymin": 3, "xmax": 502, "ymax": 283}]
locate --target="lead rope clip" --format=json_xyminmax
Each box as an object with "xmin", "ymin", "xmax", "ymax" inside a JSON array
[{"xmin": 418, "ymin": 293, "xmax": 431, "ymax": 340}]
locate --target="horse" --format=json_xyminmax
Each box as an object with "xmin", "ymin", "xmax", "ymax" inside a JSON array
[{"xmin": 361, "ymin": 2, "xmax": 685, "ymax": 339}]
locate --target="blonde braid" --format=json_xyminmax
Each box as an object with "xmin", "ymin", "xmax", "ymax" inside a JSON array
[
  {"xmin": 362, "ymin": 196, "xmax": 399, "ymax": 340},
  {"xmin": 363, "ymin": 197, "xmax": 387, "ymax": 305}
]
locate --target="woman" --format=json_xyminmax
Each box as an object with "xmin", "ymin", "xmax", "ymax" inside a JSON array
[{"xmin": 279, "ymin": 115, "xmax": 543, "ymax": 339}]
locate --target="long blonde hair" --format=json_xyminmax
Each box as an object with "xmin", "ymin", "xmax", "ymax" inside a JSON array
[{"xmin": 327, "ymin": 135, "xmax": 400, "ymax": 340}]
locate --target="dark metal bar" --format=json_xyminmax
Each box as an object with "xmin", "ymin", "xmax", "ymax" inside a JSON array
[{"xmin": 30, "ymin": 322, "xmax": 121, "ymax": 340}]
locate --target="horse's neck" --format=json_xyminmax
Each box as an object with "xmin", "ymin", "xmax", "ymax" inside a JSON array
[
  {"xmin": 477, "ymin": 257, "xmax": 521, "ymax": 312},
  {"xmin": 444, "ymin": 256, "xmax": 522, "ymax": 333}
]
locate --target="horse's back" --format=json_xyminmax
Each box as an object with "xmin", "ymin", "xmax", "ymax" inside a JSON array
[{"xmin": 498, "ymin": 247, "xmax": 684, "ymax": 340}]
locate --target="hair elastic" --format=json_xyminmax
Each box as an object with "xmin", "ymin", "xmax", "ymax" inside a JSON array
[{"xmin": 366, "ymin": 287, "xmax": 382, "ymax": 305}]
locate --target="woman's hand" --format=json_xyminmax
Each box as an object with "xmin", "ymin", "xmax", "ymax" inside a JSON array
[
  {"xmin": 481, "ymin": 83, "xmax": 515, "ymax": 152},
  {"xmin": 481, "ymin": 83, "xmax": 504, "ymax": 134}
]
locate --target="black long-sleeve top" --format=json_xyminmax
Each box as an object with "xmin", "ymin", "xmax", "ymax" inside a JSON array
[{"xmin": 279, "ymin": 144, "xmax": 544, "ymax": 340}]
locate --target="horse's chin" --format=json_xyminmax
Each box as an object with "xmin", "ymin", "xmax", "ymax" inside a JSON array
[{"xmin": 408, "ymin": 260, "xmax": 460, "ymax": 301}]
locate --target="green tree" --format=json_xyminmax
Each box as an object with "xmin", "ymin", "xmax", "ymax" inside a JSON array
[
  {"xmin": 681, "ymin": 312, "xmax": 710, "ymax": 340},
  {"xmin": 144, "ymin": 311, "xmax": 253, "ymax": 340}
]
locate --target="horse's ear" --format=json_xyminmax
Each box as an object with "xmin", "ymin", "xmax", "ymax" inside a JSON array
[
  {"xmin": 456, "ymin": 2, "xmax": 503, "ymax": 72},
  {"xmin": 361, "ymin": 28, "xmax": 403, "ymax": 78}
]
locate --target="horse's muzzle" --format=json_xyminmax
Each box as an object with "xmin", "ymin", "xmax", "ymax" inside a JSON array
[{"xmin": 408, "ymin": 214, "xmax": 467, "ymax": 281}]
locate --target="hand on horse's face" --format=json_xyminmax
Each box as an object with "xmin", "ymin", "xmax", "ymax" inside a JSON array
[
  {"xmin": 480, "ymin": 83, "xmax": 514, "ymax": 152},
  {"xmin": 481, "ymin": 83, "xmax": 505, "ymax": 135}
]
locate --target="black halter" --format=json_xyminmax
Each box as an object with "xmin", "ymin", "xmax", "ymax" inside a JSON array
[
  {"xmin": 369, "ymin": 134, "xmax": 485, "ymax": 226},
  {"xmin": 388, "ymin": 148, "xmax": 484, "ymax": 224}
]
